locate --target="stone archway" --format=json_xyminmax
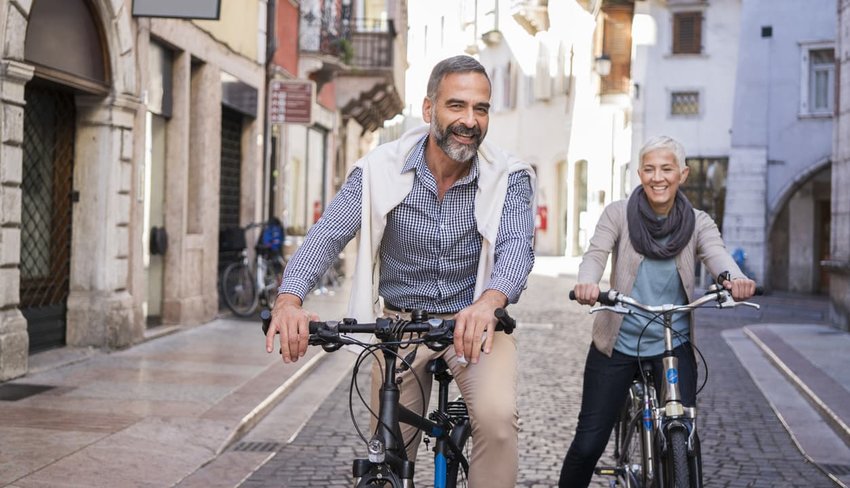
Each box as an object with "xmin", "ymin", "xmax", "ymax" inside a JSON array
[
  {"xmin": 0, "ymin": 0, "xmax": 139, "ymax": 380},
  {"xmin": 766, "ymin": 160, "xmax": 832, "ymax": 294}
]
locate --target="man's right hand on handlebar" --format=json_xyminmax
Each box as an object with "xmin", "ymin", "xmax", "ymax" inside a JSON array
[
  {"xmin": 571, "ymin": 283, "xmax": 600, "ymax": 306},
  {"xmin": 265, "ymin": 293, "xmax": 318, "ymax": 363}
]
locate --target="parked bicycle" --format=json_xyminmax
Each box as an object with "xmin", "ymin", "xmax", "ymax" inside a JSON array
[
  {"xmin": 220, "ymin": 220, "xmax": 286, "ymax": 317},
  {"xmin": 261, "ymin": 307, "xmax": 517, "ymax": 487},
  {"xmin": 570, "ymin": 272, "xmax": 761, "ymax": 488}
]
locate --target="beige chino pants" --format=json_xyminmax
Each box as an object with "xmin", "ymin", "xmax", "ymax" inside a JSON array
[{"xmin": 369, "ymin": 310, "xmax": 519, "ymax": 488}]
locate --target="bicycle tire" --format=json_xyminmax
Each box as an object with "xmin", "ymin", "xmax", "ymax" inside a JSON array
[
  {"xmin": 220, "ymin": 262, "xmax": 258, "ymax": 317},
  {"xmin": 667, "ymin": 427, "xmax": 690, "ymax": 488},
  {"xmin": 688, "ymin": 431, "xmax": 703, "ymax": 488}
]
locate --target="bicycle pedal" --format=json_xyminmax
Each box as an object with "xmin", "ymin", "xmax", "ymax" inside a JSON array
[{"xmin": 594, "ymin": 466, "xmax": 625, "ymax": 477}]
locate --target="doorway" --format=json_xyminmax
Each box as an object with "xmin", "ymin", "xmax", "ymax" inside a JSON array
[{"xmin": 20, "ymin": 84, "xmax": 76, "ymax": 352}]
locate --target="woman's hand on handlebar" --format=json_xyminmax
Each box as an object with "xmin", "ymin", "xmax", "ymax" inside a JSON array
[
  {"xmin": 265, "ymin": 293, "xmax": 319, "ymax": 363},
  {"xmin": 571, "ymin": 283, "xmax": 600, "ymax": 306},
  {"xmin": 722, "ymin": 277, "xmax": 757, "ymax": 302}
]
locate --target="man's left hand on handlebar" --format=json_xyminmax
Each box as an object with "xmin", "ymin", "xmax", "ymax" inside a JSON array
[
  {"xmin": 265, "ymin": 293, "xmax": 318, "ymax": 363},
  {"xmin": 722, "ymin": 277, "xmax": 757, "ymax": 301},
  {"xmin": 452, "ymin": 290, "xmax": 509, "ymax": 364}
]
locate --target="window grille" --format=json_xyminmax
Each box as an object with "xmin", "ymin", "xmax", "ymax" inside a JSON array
[{"xmin": 671, "ymin": 91, "xmax": 700, "ymax": 116}]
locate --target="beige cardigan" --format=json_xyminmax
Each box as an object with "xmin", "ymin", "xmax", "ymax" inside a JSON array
[
  {"xmin": 347, "ymin": 125, "xmax": 536, "ymax": 322},
  {"xmin": 577, "ymin": 199, "xmax": 745, "ymax": 357}
]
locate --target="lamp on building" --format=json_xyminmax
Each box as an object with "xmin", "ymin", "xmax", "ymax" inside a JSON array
[{"xmin": 594, "ymin": 54, "xmax": 612, "ymax": 76}]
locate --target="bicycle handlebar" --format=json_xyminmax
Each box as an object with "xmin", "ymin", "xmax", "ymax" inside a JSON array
[
  {"xmin": 568, "ymin": 283, "xmax": 763, "ymax": 314},
  {"xmin": 261, "ymin": 308, "xmax": 517, "ymax": 351}
]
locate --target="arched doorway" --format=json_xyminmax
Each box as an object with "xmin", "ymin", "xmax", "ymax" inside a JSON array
[
  {"xmin": 20, "ymin": 0, "xmax": 110, "ymax": 352},
  {"xmin": 768, "ymin": 164, "xmax": 832, "ymax": 294}
]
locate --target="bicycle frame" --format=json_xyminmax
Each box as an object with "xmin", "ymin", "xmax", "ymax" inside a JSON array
[
  {"xmin": 587, "ymin": 284, "xmax": 760, "ymax": 488},
  {"xmin": 354, "ymin": 329, "xmax": 470, "ymax": 488},
  {"xmin": 263, "ymin": 310, "xmax": 515, "ymax": 487}
]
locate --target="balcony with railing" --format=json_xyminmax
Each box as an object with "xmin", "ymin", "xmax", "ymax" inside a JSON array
[
  {"xmin": 335, "ymin": 18, "xmax": 404, "ymax": 132},
  {"xmin": 298, "ymin": 11, "xmax": 349, "ymax": 89}
]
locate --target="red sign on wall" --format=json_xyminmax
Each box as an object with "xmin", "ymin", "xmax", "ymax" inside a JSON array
[{"xmin": 269, "ymin": 80, "xmax": 314, "ymax": 125}]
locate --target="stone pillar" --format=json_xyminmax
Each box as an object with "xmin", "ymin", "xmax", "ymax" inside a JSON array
[
  {"xmin": 828, "ymin": 0, "xmax": 850, "ymax": 330},
  {"xmin": 723, "ymin": 147, "xmax": 768, "ymax": 283},
  {"xmin": 161, "ymin": 55, "xmax": 222, "ymax": 325},
  {"xmin": 65, "ymin": 95, "xmax": 138, "ymax": 348},
  {"xmin": 0, "ymin": 59, "xmax": 33, "ymax": 381}
]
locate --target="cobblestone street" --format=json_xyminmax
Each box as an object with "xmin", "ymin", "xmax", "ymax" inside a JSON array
[{"xmin": 242, "ymin": 271, "xmax": 835, "ymax": 487}]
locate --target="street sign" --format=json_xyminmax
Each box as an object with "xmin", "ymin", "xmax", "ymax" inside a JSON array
[{"xmin": 269, "ymin": 80, "xmax": 315, "ymax": 125}]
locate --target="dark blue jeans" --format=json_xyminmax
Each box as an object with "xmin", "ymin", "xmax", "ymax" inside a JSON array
[{"xmin": 558, "ymin": 343, "xmax": 697, "ymax": 488}]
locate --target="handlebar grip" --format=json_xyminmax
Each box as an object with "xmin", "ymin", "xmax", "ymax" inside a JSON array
[
  {"xmin": 569, "ymin": 289, "xmax": 617, "ymax": 306},
  {"xmin": 261, "ymin": 309, "xmax": 272, "ymax": 335},
  {"xmin": 597, "ymin": 290, "xmax": 617, "ymax": 306},
  {"xmin": 755, "ymin": 286, "xmax": 765, "ymax": 296},
  {"xmin": 494, "ymin": 308, "xmax": 516, "ymax": 334}
]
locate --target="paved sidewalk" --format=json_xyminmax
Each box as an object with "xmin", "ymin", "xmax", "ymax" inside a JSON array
[
  {"xmin": 0, "ymin": 283, "xmax": 350, "ymax": 488},
  {"xmin": 729, "ymin": 321, "xmax": 850, "ymax": 486}
]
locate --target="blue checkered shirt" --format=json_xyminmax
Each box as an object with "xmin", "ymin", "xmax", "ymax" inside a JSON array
[{"xmin": 279, "ymin": 136, "xmax": 535, "ymax": 312}]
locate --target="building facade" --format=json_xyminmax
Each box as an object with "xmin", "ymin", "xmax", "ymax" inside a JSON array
[
  {"xmin": 0, "ymin": 0, "xmax": 407, "ymax": 382},
  {"xmin": 723, "ymin": 0, "xmax": 835, "ymax": 294},
  {"xmin": 0, "ymin": 0, "xmax": 268, "ymax": 381}
]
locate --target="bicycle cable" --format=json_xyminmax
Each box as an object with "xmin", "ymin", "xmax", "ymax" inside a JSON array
[
  {"xmin": 347, "ymin": 333, "xmax": 434, "ymax": 455},
  {"xmin": 630, "ymin": 308, "xmax": 709, "ymax": 397}
]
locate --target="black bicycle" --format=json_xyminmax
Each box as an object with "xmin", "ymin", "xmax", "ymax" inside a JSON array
[
  {"xmin": 570, "ymin": 273, "xmax": 761, "ymax": 487},
  {"xmin": 262, "ymin": 308, "xmax": 517, "ymax": 487}
]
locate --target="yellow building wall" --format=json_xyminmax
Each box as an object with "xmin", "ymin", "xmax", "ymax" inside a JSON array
[{"xmin": 194, "ymin": 0, "xmax": 261, "ymax": 61}]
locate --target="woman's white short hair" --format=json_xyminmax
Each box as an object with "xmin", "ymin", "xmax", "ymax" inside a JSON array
[{"xmin": 639, "ymin": 135, "xmax": 686, "ymax": 169}]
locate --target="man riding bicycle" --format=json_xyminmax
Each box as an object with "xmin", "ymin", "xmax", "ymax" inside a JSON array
[{"xmin": 265, "ymin": 55, "xmax": 536, "ymax": 488}]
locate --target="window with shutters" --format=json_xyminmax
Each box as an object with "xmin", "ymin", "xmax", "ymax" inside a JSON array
[
  {"xmin": 600, "ymin": 4, "xmax": 633, "ymax": 95},
  {"xmin": 672, "ymin": 11, "xmax": 702, "ymax": 54}
]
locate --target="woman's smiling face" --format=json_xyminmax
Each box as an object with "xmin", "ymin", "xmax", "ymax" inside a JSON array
[{"xmin": 638, "ymin": 149, "xmax": 689, "ymax": 216}]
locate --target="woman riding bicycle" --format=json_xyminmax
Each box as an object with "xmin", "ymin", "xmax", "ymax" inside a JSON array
[{"xmin": 559, "ymin": 135, "xmax": 757, "ymax": 487}]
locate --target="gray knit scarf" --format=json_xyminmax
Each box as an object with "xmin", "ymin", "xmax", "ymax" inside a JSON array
[{"xmin": 627, "ymin": 187, "xmax": 695, "ymax": 259}]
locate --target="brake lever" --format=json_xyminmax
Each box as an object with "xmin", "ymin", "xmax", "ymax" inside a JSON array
[{"xmin": 589, "ymin": 304, "xmax": 631, "ymax": 315}]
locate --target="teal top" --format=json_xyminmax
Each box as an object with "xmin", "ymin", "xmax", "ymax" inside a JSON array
[{"xmin": 614, "ymin": 247, "xmax": 690, "ymax": 357}]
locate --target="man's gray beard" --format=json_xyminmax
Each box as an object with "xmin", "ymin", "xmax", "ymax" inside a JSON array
[{"xmin": 432, "ymin": 120, "xmax": 480, "ymax": 163}]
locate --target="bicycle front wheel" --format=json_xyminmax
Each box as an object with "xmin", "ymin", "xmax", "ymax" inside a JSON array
[
  {"xmin": 666, "ymin": 427, "xmax": 690, "ymax": 488},
  {"xmin": 220, "ymin": 262, "xmax": 259, "ymax": 317}
]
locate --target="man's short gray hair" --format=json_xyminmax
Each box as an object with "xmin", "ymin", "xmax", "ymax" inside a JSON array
[
  {"xmin": 426, "ymin": 55, "xmax": 491, "ymax": 100},
  {"xmin": 639, "ymin": 135, "xmax": 687, "ymax": 169}
]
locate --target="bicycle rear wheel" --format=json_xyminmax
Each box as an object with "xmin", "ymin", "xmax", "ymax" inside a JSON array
[{"xmin": 220, "ymin": 262, "xmax": 258, "ymax": 317}]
